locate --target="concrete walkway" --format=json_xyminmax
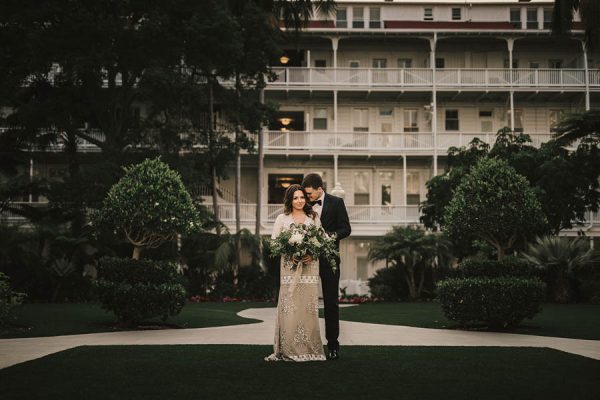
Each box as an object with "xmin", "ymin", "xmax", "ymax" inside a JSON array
[{"xmin": 1, "ymin": 306, "xmax": 599, "ymax": 369}]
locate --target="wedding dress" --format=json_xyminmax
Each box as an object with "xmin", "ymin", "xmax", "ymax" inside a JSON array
[{"xmin": 264, "ymin": 213, "xmax": 326, "ymax": 362}]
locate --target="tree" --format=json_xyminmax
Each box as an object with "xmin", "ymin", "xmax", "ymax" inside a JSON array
[
  {"xmin": 421, "ymin": 129, "xmax": 600, "ymax": 242},
  {"xmin": 444, "ymin": 158, "xmax": 547, "ymax": 261},
  {"xmin": 553, "ymin": 110, "xmax": 600, "ymax": 146},
  {"xmin": 368, "ymin": 226, "xmax": 452, "ymax": 300},
  {"xmin": 522, "ymin": 235, "xmax": 597, "ymax": 303},
  {"xmin": 94, "ymin": 157, "xmax": 202, "ymax": 260},
  {"xmin": 552, "ymin": 0, "xmax": 600, "ymax": 50}
]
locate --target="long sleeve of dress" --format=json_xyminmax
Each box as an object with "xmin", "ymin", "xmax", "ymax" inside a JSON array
[{"xmin": 271, "ymin": 214, "xmax": 284, "ymax": 239}]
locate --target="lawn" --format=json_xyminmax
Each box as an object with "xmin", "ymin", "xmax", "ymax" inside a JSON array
[
  {"xmin": 0, "ymin": 302, "xmax": 274, "ymax": 339},
  {"xmin": 336, "ymin": 302, "xmax": 600, "ymax": 340},
  {"xmin": 1, "ymin": 345, "xmax": 599, "ymax": 400}
]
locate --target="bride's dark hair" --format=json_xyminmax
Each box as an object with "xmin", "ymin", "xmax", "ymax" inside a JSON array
[{"xmin": 283, "ymin": 184, "xmax": 317, "ymax": 219}]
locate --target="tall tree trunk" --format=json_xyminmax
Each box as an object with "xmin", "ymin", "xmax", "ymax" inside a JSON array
[
  {"xmin": 234, "ymin": 72, "xmax": 242, "ymax": 287},
  {"xmin": 255, "ymin": 88, "xmax": 265, "ymax": 238},
  {"xmin": 132, "ymin": 246, "xmax": 142, "ymax": 260},
  {"xmin": 66, "ymin": 128, "xmax": 84, "ymax": 237},
  {"xmin": 208, "ymin": 75, "xmax": 221, "ymax": 235}
]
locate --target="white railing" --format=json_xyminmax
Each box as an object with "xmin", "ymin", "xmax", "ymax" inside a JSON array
[
  {"xmin": 269, "ymin": 67, "xmax": 600, "ymax": 88},
  {"xmin": 266, "ymin": 130, "xmax": 556, "ymax": 152}
]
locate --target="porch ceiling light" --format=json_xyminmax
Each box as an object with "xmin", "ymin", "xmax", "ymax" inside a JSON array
[
  {"xmin": 278, "ymin": 117, "xmax": 293, "ymax": 126},
  {"xmin": 279, "ymin": 55, "xmax": 290, "ymax": 65}
]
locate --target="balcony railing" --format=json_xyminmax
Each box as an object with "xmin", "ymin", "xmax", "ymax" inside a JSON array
[
  {"xmin": 269, "ymin": 67, "xmax": 600, "ymax": 89},
  {"xmin": 265, "ymin": 131, "xmax": 556, "ymax": 152}
]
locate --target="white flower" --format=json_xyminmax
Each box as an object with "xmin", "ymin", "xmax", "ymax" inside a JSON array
[
  {"xmin": 154, "ymin": 202, "xmax": 159, "ymax": 206},
  {"xmin": 289, "ymin": 233, "xmax": 303, "ymax": 245},
  {"xmin": 309, "ymin": 237, "xmax": 321, "ymax": 247}
]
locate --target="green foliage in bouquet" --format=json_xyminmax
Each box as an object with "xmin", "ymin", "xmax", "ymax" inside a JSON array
[
  {"xmin": 269, "ymin": 223, "xmax": 339, "ymax": 271},
  {"xmin": 93, "ymin": 157, "xmax": 202, "ymax": 259}
]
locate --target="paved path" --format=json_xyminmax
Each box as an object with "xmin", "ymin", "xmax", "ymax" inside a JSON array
[{"xmin": 1, "ymin": 306, "xmax": 599, "ymax": 369}]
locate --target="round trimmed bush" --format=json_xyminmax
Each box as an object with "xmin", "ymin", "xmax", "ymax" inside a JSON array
[
  {"xmin": 437, "ymin": 277, "xmax": 545, "ymax": 329},
  {"xmin": 367, "ymin": 266, "xmax": 408, "ymax": 301},
  {"xmin": 95, "ymin": 257, "xmax": 186, "ymax": 325},
  {"xmin": 452, "ymin": 256, "xmax": 539, "ymax": 279}
]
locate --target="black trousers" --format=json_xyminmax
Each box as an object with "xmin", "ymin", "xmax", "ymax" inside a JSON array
[{"xmin": 319, "ymin": 258, "xmax": 340, "ymax": 351}]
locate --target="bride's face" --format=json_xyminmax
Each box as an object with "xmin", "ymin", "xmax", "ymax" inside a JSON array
[{"xmin": 292, "ymin": 190, "xmax": 306, "ymax": 211}]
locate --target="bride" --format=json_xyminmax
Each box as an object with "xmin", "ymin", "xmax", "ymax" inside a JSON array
[{"xmin": 264, "ymin": 184, "xmax": 326, "ymax": 362}]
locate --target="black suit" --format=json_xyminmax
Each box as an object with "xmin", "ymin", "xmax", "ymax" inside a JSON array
[{"xmin": 318, "ymin": 192, "xmax": 351, "ymax": 352}]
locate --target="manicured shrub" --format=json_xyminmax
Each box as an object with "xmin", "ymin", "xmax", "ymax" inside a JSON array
[
  {"xmin": 437, "ymin": 277, "xmax": 545, "ymax": 329},
  {"xmin": 452, "ymin": 256, "xmax": 539, "ymax": 279},
  {"xmin": 95, "ymin": 257, "xmax": 186, "ymax": 325},
  {"xmin": 0, "ymin": 272, "xmax": 26, "ymax": 325},
  {"xmin": 368, "ymin": 266, "xmax": 408, "ymax": 301}
]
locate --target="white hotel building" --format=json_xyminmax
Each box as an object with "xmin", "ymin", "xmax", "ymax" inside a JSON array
[
  {"xmin": 6, "ymin": 1, "xmax": 600, "ymax": 284},
  {"xmin": 217, "ymin": 0, "xmax": 600, "ymax": 282}
]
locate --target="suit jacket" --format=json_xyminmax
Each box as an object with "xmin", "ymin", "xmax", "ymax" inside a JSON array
[{"xmin": 319, "ymin": 193, "xmax": 351, "ymax": 264}]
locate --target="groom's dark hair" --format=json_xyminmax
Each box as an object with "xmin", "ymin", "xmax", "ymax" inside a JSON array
[{"xmin": 302, "ymin": 173, "xmax": 323, "ymax": 190}]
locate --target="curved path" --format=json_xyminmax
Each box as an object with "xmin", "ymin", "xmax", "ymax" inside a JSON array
[{"xmin": 1, "ymin": 306, "xmax": 599, "ymax": 369}]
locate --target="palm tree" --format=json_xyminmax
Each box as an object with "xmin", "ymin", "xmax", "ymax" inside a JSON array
[
  {"xmin": 552, "ymin": 0, "xmax": 600, "ymax": 50},
  {"xmin": 522, "ymin": 235, "xmax": 596, "ymax": 303},
  {"xmin": 368, "ymin": 226, "xmax": 453, "ymax": 300},
  {"xmin": 552, "ymin": 110, "xmax": 600, "ymax": 146}
]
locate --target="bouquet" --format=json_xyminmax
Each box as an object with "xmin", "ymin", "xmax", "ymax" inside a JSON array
[{"xmin": 269, "ymin": 223, "xmax": 339, "ymax": 272}]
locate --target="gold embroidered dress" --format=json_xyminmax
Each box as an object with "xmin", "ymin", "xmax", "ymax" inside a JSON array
[{"xmin": 265, "ymin": 213, "xmax": 326, "ymax": 362}]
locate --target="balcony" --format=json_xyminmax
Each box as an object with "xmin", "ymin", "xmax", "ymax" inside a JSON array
[
  {"xmin": 269, "ymin": 68, "xmax": 600, "ymax": 90},
  {"xmin": 265, "ymin": 131, "xmax": 556, "ymax": 154}
]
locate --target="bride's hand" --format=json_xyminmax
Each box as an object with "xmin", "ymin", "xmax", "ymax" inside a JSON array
[{"xmin": 301, "ymin": 255, "xmax": 313, "ymax": 264}]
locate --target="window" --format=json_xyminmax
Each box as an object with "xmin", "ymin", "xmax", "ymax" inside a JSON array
[
  {"xmin": 379, "ymin": 107, "xmax": 393, "ymax": 117},
  {"xmin": 510, "ymin": 8, "xmax": 521, "ymax": 29},
  {"xmin": 445, "ymin": 109, "xmax": 459, "ymax": 131},
  {"xmin": 549, "ymin": 59, "xmax": 563, "ymax": 69},
  {"xmin": 403, "ymin": 109, "xmax": 419, "ymax": 132},
  {"xmin": 353, "ymin": 108, "xmax": 369, "ymax": 132},
  {"xmin": 529, "ymin": 61, "xmax": 540, "ymax": 69},
  {"xmin": 549, "ymin": 110, "xmax": 564, "ymax": 132},
  {"xmin": 397, "ymin": 58, "xmax": 413, "ymax": 68},
  {"xmin": 369, "ymin": 7, "xmax": 381, "ymax": 28},
  {"xmin": 424, "ymin": 8, "xmax": 433, "ymax": 21},
  {"xmin": 354, "ymin": 171, "xmax": 370, "ymax": 205},
  {"xmin": 406, "ymin": 172, "xmax": 420, "ymax": 205},
  {"xmin": 527, "ymin": 8, "xmax": 538, "ymax": 29},
  {"xmin": 508, "ymin": 109, "xmax": 524, "ymax": 132},
  {"xmin": 543, "ymin": 8, "xmax": 552, "ymax": 29},
  {"xmin": 336, "ymin": 8, "xmax": 347, "ymax": 28},
  {"xmin": 452, "ymin": 8, "xmax": 461, "ymax": 21},
  {"xmin": 435, "ymin": 58, "xmax": 445, "ymax": 69},
  {"xmin": 479, "ymin": 110, "xmax": 493, "ymax": 132},
  {"xmin": 315, "ymin": 59, "xmax": 326, "ymax": 68},
  {"xmin": 372, "ymin": 58, "xmax": 387, "ymax": 68},
  {"xmin": 353, "ymin": 7, "xmax": 364, "ymax": 28},
  {"xmin": 313, "ymin": 108, "xmax": 327, "ymax": 130},
  {"xmin": 357, "ymin": 256, "xmax": 369, "ymax": 280}
]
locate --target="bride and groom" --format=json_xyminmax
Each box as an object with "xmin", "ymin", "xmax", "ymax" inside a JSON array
[{"xmin": 265, "ymin": 173, "xmax": 351, "ymax": 362}]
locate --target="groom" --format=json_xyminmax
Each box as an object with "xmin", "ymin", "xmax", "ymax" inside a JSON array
[{"xmin": 302, "ymin": 173, "xmax": 351, "ymax": 360}]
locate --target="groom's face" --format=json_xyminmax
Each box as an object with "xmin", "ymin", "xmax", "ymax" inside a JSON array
[{"xmin": 304, "ymin": 186, "xmax": 322, "ymax": 202}]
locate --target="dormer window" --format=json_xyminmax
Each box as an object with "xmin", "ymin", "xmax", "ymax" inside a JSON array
[
  {"xmin": 336, "ymin": 8, "xmax": 347, "ymax": 28},
  {"xmin": 510, "ymin": 8, "xmax": 521, "ymax": 29},
  {"xmin": 527, "ymin": 8, "xmax": 538, "ymax": 29},
  {"xmin": 424, "ymin": 8, "xmax": 433, "ymax": 21},
  {"xmin": 353, "ymin": 7, "xmax": 365, "ymax": 28},
  {"xmin": 369, "ymin": 7, "xmax": 381, "ymax": 28}
]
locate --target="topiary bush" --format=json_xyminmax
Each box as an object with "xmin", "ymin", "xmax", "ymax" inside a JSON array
[
  {"xmin": 0, "ymin": 272, "xmax": 26, "ymax": 325},
  {"xmin": 451, "ymin": 256, "xmax": 539, "ymax": 279},
  {"xmin": 438, "ymin": 257, "xmax": 546, "ymax": 329},
  {"xmin": 437, "ymin": 277, "xmax": 545, "ymax": 328},
  {"xmin": 95, "ymin": 257, "xmax": 186, "ymax": 326}
]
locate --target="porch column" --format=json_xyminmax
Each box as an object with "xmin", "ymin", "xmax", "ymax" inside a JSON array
[
  {"xmin": 306, "ymin": 50, "xmax": 311, "ymax": 68},
  {"xmin": 331, "ymin": 154, "xmax": 346, "ymax": 199},
  {"xmin": 331, "ymin": 37, "xmax": 339, "ymax": 84},
  {"xmin": 582, "ymin": 40, "xmax": 591, "ymax": 111},
  {"xmin": 506, "ymin": 38, "xmax": 515, "ymax": 131},
  {"xmin": 429, "ymin": 34, "xmax": 438, "ymax": 176},
  {"xmin": 333, "ymin": 90, "xmax": 338, "ymax": 132},
  {"xmin": 255, "ymin": 89, "xmax": 265, "ymax": 236},
  {"xmin": 403, "ymin": 155, "xmax": 407, "ymax": 206}
]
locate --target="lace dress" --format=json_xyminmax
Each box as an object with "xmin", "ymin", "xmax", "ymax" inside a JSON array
[{"xmin": 264, "ymin": 213, "xmax": 326, "ymax": 362}]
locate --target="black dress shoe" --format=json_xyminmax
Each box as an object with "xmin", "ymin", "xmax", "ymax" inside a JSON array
[{"xmin": 328, "ymin": 349, "xmax": 339, "ymax": 360}]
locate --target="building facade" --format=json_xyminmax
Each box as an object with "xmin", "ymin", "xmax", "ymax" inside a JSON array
[{"xmin": 6, "ymin": 0, "xmax": 600, "ymax": 285}]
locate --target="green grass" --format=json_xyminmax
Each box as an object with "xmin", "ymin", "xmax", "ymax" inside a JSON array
[
  {"xmin": 0, "ymin": 302, "xmax": 274, "ymax": 339},
  {"xmin": 336, "ymin": 302, "xmax": 600, "ymax": 340},
  {"xmin": 1, "ymin": 345, "xmax": 599, "ymax": 400}
]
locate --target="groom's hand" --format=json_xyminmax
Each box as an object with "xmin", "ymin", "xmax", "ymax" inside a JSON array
[{"xmin": 301, "ymin": 255, "xmax": 313, "ymax": 264}]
